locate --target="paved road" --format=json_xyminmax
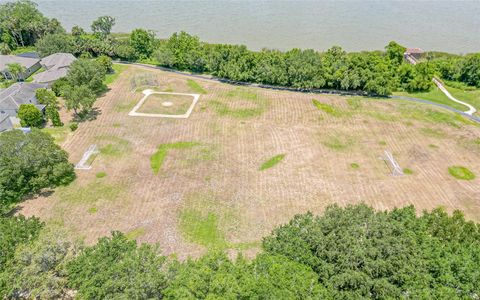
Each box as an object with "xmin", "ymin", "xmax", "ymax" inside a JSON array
[{"xmin": 117, "ymin": 61, "xmax": 480, "ymax": 124}]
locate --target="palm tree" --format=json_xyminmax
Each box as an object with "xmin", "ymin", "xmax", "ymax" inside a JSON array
[{"xmin": 6, "ymin": 63, "xmax": 26, "ymax": 81}]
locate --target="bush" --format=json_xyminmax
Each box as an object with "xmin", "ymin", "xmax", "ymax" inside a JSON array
[
  {"xmin": 96, "ymin": 55, "xmax": 113, "ymax": 73},
  {"xmin": 17, "ymin": 104, "xmax": 43, "ymax": 128},
  {"xmin": 448, "ymin": 166, "xmax": 475, "ymax": 180},
  {"xmin": 35, "ymin": 33, "xmax": 75, "ymax": 57},
  {"xmin": 51, "ymin": 77, "xmax": 68, "ymax": 96},
  {"xmin": 69, "ymin": 122, "xmax": 78, "ymax": 131}
]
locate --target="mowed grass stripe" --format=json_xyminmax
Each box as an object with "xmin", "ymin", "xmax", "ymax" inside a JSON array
[
  {"xmin": 260, "ymin": 154, "xmax": 285, "ymax": 171},
  {"xmin": 187, "ymin": 79, "xmax": 207, "ymax": 94}
]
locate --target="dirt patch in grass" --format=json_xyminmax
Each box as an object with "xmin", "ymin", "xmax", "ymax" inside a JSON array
[
  {"xmin": 448, "ymin": 166, "xmax": 476, "ymax": 180},
  {"xmin": 260, "ymin": 154, "xmax": 285, "ymax": 171},
  {"xmin": 137, "ymin": 93, "xmax": 194, "ymax": 115}
]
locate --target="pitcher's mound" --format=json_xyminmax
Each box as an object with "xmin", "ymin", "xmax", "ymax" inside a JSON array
[{"xmin": 162, "ymin": 101, "xmax": 173, "ymax": 107}]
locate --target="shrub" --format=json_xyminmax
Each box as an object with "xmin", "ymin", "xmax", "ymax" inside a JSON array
[
  {"xmin": 17, "ymin": 104, "xmax": 43, "ymax": 128},
  {"xmin": 69, "ymin": 122, "xmax": 78, "ymax": 131},
  {"xmin": 448, "ymin": 166, "xmax": 475, "ymax": 180}
]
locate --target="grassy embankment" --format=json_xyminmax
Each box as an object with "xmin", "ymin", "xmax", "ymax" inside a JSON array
[{"xmin": 395, "ymin": 83, "xmax": 480, "ymax": 116}]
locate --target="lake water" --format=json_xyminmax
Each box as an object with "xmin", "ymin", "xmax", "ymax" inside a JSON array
[{"xmin": 29, "ymin": 0, "xmax": 480, "ymax": 53}]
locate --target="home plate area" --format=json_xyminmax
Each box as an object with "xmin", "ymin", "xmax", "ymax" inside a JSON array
[{"xmin": 128, "ymin": 89, "xmax": 200, "ymax": 119}]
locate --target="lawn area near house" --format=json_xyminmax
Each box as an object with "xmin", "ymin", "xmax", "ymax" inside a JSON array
[{"xmin": 18, "ymin": 64, "xmax": 480, "ymax": 260}]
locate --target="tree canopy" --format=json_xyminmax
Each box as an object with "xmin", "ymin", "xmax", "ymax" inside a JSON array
[
  {"xmin": 263, "ymin": 204, "xmax": 480, "ymax": 299},
  {"xmin": 2, "ymin": 204, "xmax": 479, "ymax": 299},
  {"xmin": 17, "ymin": 104, "xmax": 43, "ymax": 127},
  {"xmin": 0, "ymin": 129, "xmax": 75, "ymax": 212}
]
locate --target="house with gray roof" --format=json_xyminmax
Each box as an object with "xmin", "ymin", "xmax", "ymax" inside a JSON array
[
  {"xmin": 0, "ymin": 55, "xmax": 41, "ymax": 81},
  {"xmin": 0, "ymin": 82, "xmax": 47, "ymax": 132},
  {"xmin": 33, "ymin": 53, "xmax": 76, "ymax": 84}
]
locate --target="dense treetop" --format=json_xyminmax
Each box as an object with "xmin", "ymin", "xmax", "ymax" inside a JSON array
[
  {"xmin": 263, "ymin": 204, "xmax": 480, "ymax": 299},
  {"xmin": 1, "ymin": 205, "xmax": 480, "ymax": 299},
  {"xmin": 0, "ymin": 129, "xmax": 75, "ymax": 212}
]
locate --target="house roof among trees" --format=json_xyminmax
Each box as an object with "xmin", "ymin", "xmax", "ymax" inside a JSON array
[
  {"xmin": 0, "ymin": 82, "xmax": 47, "ymax": 112},
  {"xmin": 33, "ymin": 67, "xmax": 69, "ymax": 84},
  {"xmin": 0, "ymin": 114, "xmax": 13, "ymax": 132},
  {"xmin": 405, "ymin": 48, "xmax": 424, "ymax": 54},
  {"xmin": 0, "ymin": 55, "xmax": 40, "ymax": 72},
  {"xmin": 40, "ymin": 53, "xmax": 76, "ymax": 70}
]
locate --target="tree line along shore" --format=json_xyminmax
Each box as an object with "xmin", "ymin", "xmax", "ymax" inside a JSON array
[{"xmin": 1, "ymin": 1, "xmax": 480, "ymax": 98}]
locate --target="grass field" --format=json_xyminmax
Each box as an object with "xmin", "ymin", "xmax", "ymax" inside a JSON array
[
  {"xmin": 395, "ymin": 83, "xmax": 480, "ymax": 117},
  {"xmin": 19, "ymin": 64, "xmax": 480, "ymax": 259}
]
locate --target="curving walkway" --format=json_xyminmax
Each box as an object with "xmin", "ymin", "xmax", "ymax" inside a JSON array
[
  {"xmin": 433, "ymin": 77, "xmax": 477, "ymax": 115},
  {"xmin": 117, "ymin": 62, "xmax": 480, "ymax": 123}
]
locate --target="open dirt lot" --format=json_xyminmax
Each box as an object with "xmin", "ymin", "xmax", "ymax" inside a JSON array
[{"xmin": 19, "ymin": 65, "xmax": 480, "ymax": 259}]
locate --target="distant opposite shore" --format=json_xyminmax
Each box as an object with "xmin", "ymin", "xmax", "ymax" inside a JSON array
[{"xmin": 32, "ymin": 0, "xmax": 480, "ymax": 54}]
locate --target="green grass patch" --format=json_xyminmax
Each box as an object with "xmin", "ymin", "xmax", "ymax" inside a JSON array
[
  {"xmin": 347, "ymin": 97, "xmax": 363, "ymax": 110},
  {"xmin": 57, "ymin": 181, "xmax": 124, "ymax": 204},
  {"xmin": 225, "ymin": 89, "xmax": 258, "ymax": 100},
  {"xmin": 399, "ymin": 105, "xmax": 476, "ymax": 128},
  {"xmin": 87, "ymin": 207, "xmax": 97, "ymax": 214},
  {"xmin": 403, "ymin": 168, "xmax": 413, "ymax": 175},
  {"xmin": 42, "ymin": 126, "xmax": 70, "ymax": 144},
  {"xmin": 95, "ymin": 172, "xmax": 107, "ymax": 178},
  {"xmin": 350, "ymin": 163, "xmax": 360, "ymax": 169},
  {"xmin": 150, "ymin": 142, "xmax": 199, "ymax": 174},
  {"xmin": 260, "ymin": 154, "xmax": 285, "ymax": 171},
  {"xmin": 210, "ymin": 100, "xmax": 266, "ymax": 118},
  {"xmin": 210, "ymin": 88, "xmax": 269, "ymax": 118},
  {"xmin": 104, "ymin": 64, "xmax": 127, "ymax": 85},
  {"xmin": 394, "ymin": 87, "xmax": 470, "ymax": 112},
  {"xmin": 187, "ymin": 79, "xmax": 207, "ymax": 94},
  {"xmin": 125, "ymin": 227, "xmax": 146, "ymax": 240},
  {"xmin": 448, "ymin": 166, "xmax": 476, "ymax": 180},
  {"xmin": 179, "ymin": 210, "xmax": 226, "ymax": 248},
  {"xmin": 97, "ymin": 136, "xmax": 131, "ymax": 157},
  {"xmin": 312, "ymin": 99, "xmax": 343, "ymax": 117},
  {"xmin": 378, "ymin": 141, "xmax": 387, "ymax": 146},
  {"xmin": 322, "ymin": 134, "xmax": 355, "ymax": 151}
]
